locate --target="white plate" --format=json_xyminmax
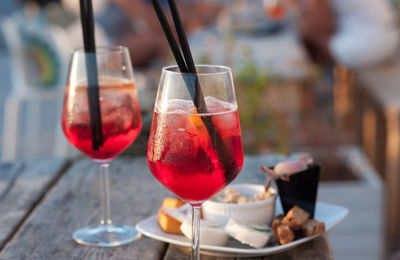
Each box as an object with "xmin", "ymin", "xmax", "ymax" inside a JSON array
[{"xmin": 136, "ymin": 201, "xmax": 348, "ymax": 257}]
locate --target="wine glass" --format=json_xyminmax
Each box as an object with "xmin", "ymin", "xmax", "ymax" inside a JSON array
[
  {"xmin": 147, "ymin": 65, "xmax": 244, "ymax": 259},
  {"xmin": 61, "ymin": 46, "xmax": 142, "ymax": 247}
]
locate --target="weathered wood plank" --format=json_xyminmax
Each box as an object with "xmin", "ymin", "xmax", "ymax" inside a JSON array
[
  {"xmin": 164, "ymin": 244, "xmax": 235, "ymax": 260},
  {"xmin": 265, "ymin": 234, "xmax": 332, "ymax": 260},
  {"xmin": 0, "ymin": 159, "xmax": 69, "ymax": 250},
  {"xmin": 0, "ymin": 157, "xmax": 171, "ymax": 260},
  {"xmin": 164, "ymin": 234, "xmax": 332, "ymax": 260}
]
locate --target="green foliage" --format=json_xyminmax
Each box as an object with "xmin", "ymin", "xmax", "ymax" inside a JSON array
[
  {"xmin": 237, "ymin": 61, "xmax": 268, "ymax": 122},
  {"xmin": 235, "ymin": 51, "xmax": 276, "ymax": 153}
]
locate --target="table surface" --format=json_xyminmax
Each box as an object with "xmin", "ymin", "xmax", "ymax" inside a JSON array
[{"xmin": 0, "ymin": 156, "xmax": 333, "ymax": 259}]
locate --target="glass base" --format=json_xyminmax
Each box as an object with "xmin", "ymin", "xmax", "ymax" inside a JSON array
[{"xmin": 73, "ymin": 224, "xmax": 140, "ymax": 247}]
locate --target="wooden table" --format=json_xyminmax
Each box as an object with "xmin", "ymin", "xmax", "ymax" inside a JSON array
[
  {"xmin": 0, "ymin": 156, "xmax": 333, "ymax": 259},
  {"xmin": 355, "ymin": 60, "xmax": 400, "ymax": 254}
]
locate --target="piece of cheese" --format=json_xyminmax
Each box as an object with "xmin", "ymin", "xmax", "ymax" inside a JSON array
[
  {"xmin": 225, "ymin": 218, "xmax": 272, "ymax": 248},
  {"xmin": 180, "ymin": 220, "xmax": 229, "ymax": 246},
  {"xmin": 157, "ymin": 198, "xmax": 185, "ymax": 234}
]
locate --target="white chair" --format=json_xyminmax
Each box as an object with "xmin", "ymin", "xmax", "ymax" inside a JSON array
[{"xmin": 0, "ymin": 13, "xmax": 75, "ymax": 161}]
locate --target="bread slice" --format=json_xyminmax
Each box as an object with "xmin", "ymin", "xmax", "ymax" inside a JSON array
[
  {"xmin": 277, "ymin": 224, "xmax": 295, "ymax": 244},
  {"xmin": 302, "ymin": 219, "xmax": 325, "ymax": 237},
  {"xmin": 272, "ymin": 215, "xmax": 284, "ymax": 243},
  {"xmin": 282, "ymin": 206, "xmax": 310, "ymax": 231},
  {"xmin": 161, "ymin": 197, "xmax": 186, "ymax": 209},
  {"xmin": 157, "ymin": 197, "xmax": 185, "ymax": 234}
]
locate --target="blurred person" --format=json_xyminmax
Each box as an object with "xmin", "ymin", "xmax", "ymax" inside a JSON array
[
  {"xmin": 16, "ymin": 0, "xmax": 109, "ymax": 49},
  {"xmin": 283, "ymin": 0, "xmax": 399, "ymax": 69},
  {"xmin": 61, "ymin": 0, "xmax": 109, "ymax": 48},
  {"xmin": 96, "ymin": 0, "xmax": 168, "ymax": 67},
  {"xmin": 21, "ymin": 0, "xmax": 59, "ymax": 7},
  {"xmin": 104, "ymin": 0, "xmax": 223, "ymax": 67}
]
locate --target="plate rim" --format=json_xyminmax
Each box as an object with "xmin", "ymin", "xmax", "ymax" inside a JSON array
[{"xmin": 136, "ymin": 201, "xmax": 349, "ymax": 256}]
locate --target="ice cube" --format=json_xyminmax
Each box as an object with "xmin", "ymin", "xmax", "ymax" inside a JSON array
[
  {"xmin": 65, "ymin": 91, "xmax": 90, "ymax": 127},
  {"xmin": 204, "ymin": 96, "xmax": 231, "ymax": 113},
  {"xmin": 168, "ymin": 121, "xmax": 198, "ymax": 157},
  {"xmin": 101, "ymin": 93, "xmax": 137, "ymax": 137},
  {"xmin": 212, "ymin": 110, "xmax": 239, "ymax": 134},
  {"xmin": 196, "ymin": 146, "xmax": 215, "ymax": 174},
  {"xmin": 164, "ymin": 99, "xmax": 193, "ymax": 114}
]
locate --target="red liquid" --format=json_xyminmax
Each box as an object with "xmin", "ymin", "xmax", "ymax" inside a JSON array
[
  {"xmin": 147, "ymin": 98, "xmax": 244, "ymax": 203},
  {"xmin": 62, "ymin": 78, "xmax": 142, "ymax": 161}
]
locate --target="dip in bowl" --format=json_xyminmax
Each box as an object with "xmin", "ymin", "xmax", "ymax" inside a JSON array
[{"xmin": 202, "ymin": 184, "xmax": 276, "ymax": 225}]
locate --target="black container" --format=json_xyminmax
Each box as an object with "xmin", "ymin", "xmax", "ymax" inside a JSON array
[{"xmin": 276, "ymin": 163, "xmax": 320, "ymax": 218}]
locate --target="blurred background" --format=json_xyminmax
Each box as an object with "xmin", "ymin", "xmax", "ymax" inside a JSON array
[{"xmin": 0, "ymin": 0, "xmax": 399, "ymax": 259}]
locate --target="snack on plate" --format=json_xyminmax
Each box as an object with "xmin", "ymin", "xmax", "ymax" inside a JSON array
[
  {"xmin": 272, "ymin": 205, "xmax": 326, "ymax": 245},
  {"xmin": 272, "ymin": 215, "xmax": 284, "ymax": 243},
  {"xmin": 281, "ymin": 206, "xmax": 310, "ymax": 231},
  {"xmin": 180, "ymin": 220, "xmax": 229, "ymax": 246},
  {"xmin": 157, "ymin": 197, "xmax": 185, "ymax": 234},
  {"xmin": 212, "ymin": 187, "xmax": 275, "ymax": 204},
  {"xmin": 302, "ymin": 219, "xmax": 325, "ymax": 237},
  {"xmin": 277, "ymin": 224, "xmax": 295, "ymax": 245},
  {"xmin": 225, "ymin": 218, "xmax": 272, "ymax": 248},
  {"xmin": 203, "ymin": 184, "xmax": 276, "ymax": 226},
  {"xmin": 161, "ymin": 197, "xmax": 186, "ymax": 209}
]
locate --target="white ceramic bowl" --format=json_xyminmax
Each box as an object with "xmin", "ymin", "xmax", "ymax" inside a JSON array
[{"xmin": 202, "ymin": 184, "xmax": 276, "ymax": 226}]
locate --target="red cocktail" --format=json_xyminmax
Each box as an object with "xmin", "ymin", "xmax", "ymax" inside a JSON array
[
  {"xmin": 62, "ymin": 79, "xmax": 142, "ymax": 162},
  {"xmin": 147, "ymin": 65, "xmax": 243, "ymax": 260},
  {"xmin": 147, "ymin": 97, "xmax": 243, "ymax": 203},
  {"xmin": 62, "ymin": 46, "xmax": 142, "ymax": 247}
]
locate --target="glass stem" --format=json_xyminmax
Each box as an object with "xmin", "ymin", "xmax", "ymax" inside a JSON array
[
  {"xmin": 99, "ymin": 163, "xmax": 112, "ymax": 225},
  {"xmin": 191, "ymin": 206, "xmax": 201, "ymax": 260}
]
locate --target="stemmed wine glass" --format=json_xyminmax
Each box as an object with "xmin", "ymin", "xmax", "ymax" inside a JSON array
[
  {"xmin": 61, "ymin": 46, "xmax": 142, "ymax": 247},
  {"xmin": 147, "ymin": 65, "xmax": 244, "ymax": 259}
]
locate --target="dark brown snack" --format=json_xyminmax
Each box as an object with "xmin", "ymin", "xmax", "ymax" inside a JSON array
[
  {"xmin": 272, "ymin": 215, "xmax": 284, "ymax": 243},
  {"xmin": 277, "ymin": 224, "xmax": 295, "ymax": 244},
  {"xmin": 282, "ymin": 206, "xmax": 310, "ymax": 231},
  {"xmin": 302, "ymin": 219, "xmax": 326, "ymax": 237}
]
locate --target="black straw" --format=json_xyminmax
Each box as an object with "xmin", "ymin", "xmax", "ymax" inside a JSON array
[
  {"xmin": 167, "ymin": 0, "xmax": 195, "ymax": 73},
  {"xmin": 167, "ymin": 0, "xmax": 205, "ymax": 110},
  {"xmin": 151, "ymin": 0, "xmax": 238, "ymax": 182},
  {"xmin": 151, "ymin": 0, "xmax": 187, "ymax": 73},
  {"xmin": 80, "ymin": 0, "xmax": 103, "ymax": 150}
]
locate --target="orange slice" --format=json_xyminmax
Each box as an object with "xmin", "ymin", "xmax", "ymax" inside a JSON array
[{"xmin": 189, "ymin": 108, "xmax": 205, "ymax": 129}]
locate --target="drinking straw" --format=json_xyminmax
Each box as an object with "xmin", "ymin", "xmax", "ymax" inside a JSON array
[
  {"xmin": 151, "ymin": 0, "xmax": 238, "ymax": 181},
  {"xmin": 167, "ymin": 0, "xmax": 205, "ymax": 110},
  {"xmin": 79, "ymin": 0, "xmax": 103, "ymax": 150},
  {"xmin": 150, "ymin": 0, "xmax": 188, "ymax": 73}
]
